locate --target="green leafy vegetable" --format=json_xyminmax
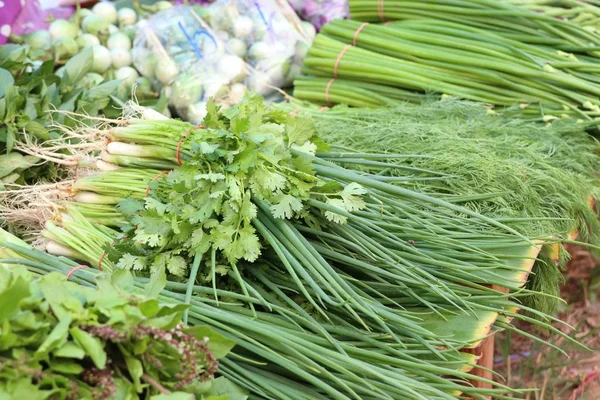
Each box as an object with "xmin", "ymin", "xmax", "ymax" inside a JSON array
[{"xmin": 0, "ymin": 264, "xmax": 241, "ymax": 399}]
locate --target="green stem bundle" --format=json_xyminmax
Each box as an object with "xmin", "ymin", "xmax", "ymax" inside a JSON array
[{"xmin": 295, "ymin": 11, "xmax": 600, "ymax": 118}]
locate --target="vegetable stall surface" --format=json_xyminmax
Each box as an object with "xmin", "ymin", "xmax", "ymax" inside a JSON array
[
  {"xmin": 0, "ymin": 242, "xmax": 244, "ymax": 399},
  {"xmin": 0, "ymin": 95, "xmax": 584, "ymax": 399}
]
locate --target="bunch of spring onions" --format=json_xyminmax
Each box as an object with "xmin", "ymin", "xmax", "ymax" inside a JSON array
[
  {"xmin": 348, "ymin": 0, "xmax": 600, "ymax": 49},
  {"xmin": 0, "ymin": 96, "xmax": 581, "ymax": 398},
  {"xmin": 294, "ymin": 14, "xmax": 600, "ymax": 120},
  {"xmin": 0, "ymin": 228, "xmax": 581, "ymax": 400},
  {"xmin": 277, "ymin": 99, "xmax": 600, "ymax": 313}
]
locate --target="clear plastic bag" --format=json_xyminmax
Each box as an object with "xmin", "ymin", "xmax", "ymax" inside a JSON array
[
  {"xmin": 132, "ymin": 5, "xmax": 251, "ymax": 123},
  {"xmin": 204, "ymin": 0, "xmax": 313, "ymax": 95},
  {"xmin": 288, "ymin": 0, "xmax": 349, "ymax": 31}
]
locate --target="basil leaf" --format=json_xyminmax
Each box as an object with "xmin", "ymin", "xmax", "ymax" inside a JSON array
[
  {"xmin": 123, "ymin": 354, "xmax": 143, "ymax": 390},
  {"xmin": 36, "ymin": 318, "xmax": 71, "ymax": 357},
  {"xmin": 205, "ymin": 377, "xmax": 248, "ymax": 400},
  {"xmin": 0, "ymin": 68, "xmax": 14, "ymax": 98},
  {"xmin": 0, "ymin": 270, "xmax": 30, "ymax": 323},
  {"xmin": 84, "ymin": 79, "xmax": 120, "ymax": 101},
  {"xmin": 146, "ymin": 264, "xmax": 166, "ymax": 297},
  {"xmin": 53, "ymin": 341, "xmax": 86, "ymax": 359},
  {"xmin": 150, "ymin": 393, "xmax": 194, "ymax": 400},
  {"xmin": 0, "ymin": 153, "xmax": 38, "ymax": 178},
  {"xmin": 184, "ymin": 326, "xmax": 236, "ymax": 360},
  {"xmin": 63, "ymin": 47, "xmax": 93, "ymax": 84},
  {"xmin": 70, "ymin": 327, "xmax": 107, "ymax": 369},
  {"xmin": 50, "ymin": 361, "xmax": 84, "ymax": 375}
]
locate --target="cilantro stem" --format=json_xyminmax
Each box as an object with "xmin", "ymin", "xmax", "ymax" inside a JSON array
[{"xmin": 183, "ymin": 250, "xmax": 204, "ymax": 325}]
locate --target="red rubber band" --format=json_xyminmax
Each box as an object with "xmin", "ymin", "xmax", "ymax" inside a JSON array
[
  {"xmin": 384, "ymin": 21, "xmax": 393, "ymax": 26},
  {"xmin": 317, "ymin": 106, "xmax": 329, "ymax": 113},
  {"xmin": 353, "ymin": 22, "xmax": 369, "ymax": 46},
  {"xmin": 289, "ymin": 107, "xmax": 302, "ymax": 117},
  {"xmin": 325, "ymin": 78, "xmax": 336, "ymax": 106},
  {"xmin": 66, "ymin": 264, "xmax": 89, "ymax": 279},
  {"xmin": 176, "ymin": 125, "xmax": 205, "ymax": 165},
  {"xmin": 145, "ymin": 170, "xmax": 170, "ymax": 197},
  {"xmin": 378, "ymin": 0, "xmax": 385, "ymax": 21},
  {"xmin": 98, "ymin": 251, "xmax": 108, "ymax": 271},
  {"xmin": 333, "ymin": 44, "xmax": 351, "ymax": 79}
]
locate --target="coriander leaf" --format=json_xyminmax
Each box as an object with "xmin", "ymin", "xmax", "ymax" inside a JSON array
[
  {"xmin": 291, "ymin": 141, "xmax": 317, "ymax": 155},
  {"xmin": 324, "ymin": 198, "xmax": 348, "ymax": 224},
  {"xmin": 238, "ymin": 224, "xmax": 261, "ymax": 262},
  {"xmin": 195, "ymin": 173, "xmax": 225, "ymax": 182},
  {"xmin": 286, "ymin": 116, "xmax": 315, "ymax": 146},
  {"xmin": 340, "ymin": 183, "xmax": 367, "ymax": 212},
  {"xmin": 117, "ymin": 254, "xmax": 147, "ymax": 271},
  {"xmin": 166, "ymin": 255, "xmax": 187, "ymax": 277},
  {"xmin": 271, "ymin": 194, "xmax": 303, "ymax": 219}
]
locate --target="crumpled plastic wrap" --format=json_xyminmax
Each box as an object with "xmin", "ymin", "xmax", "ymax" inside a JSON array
[
  {"xmin": 132, "ymin": 5, "xmax": 252, "ymax": 124},
  {"xmin": 203, "ymin": 0, "xmax": 314, "ymax": 95}
]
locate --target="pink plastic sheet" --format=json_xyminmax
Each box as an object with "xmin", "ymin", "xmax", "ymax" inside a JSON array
[
  {"xmin": 288, "ymin": 0, "xmax": 348, "ymax": 31},
  {"xmin": 0, "ymin": 0, "xmax": 74, "ymax": 45}
]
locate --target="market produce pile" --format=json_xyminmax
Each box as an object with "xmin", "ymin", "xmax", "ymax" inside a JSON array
[
  {"xmin": 295, "ymin": 0, "xmax": 600, "ymax": 120},
  {"xmin": 1, "ymin": 0, "xmax": 600, "ymax": 399},
  {"xmin": 0, "ymin": 240, "xmax": 240, "ymax": 399}
]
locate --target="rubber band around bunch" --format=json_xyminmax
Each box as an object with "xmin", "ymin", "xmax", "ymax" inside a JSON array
[
  {"xmin": 378, "ymin": 0, "xmax": 385, "ymax": 21},
  {"xmin": 145, "ymin": 170, "xmax": 171, "ymax": 197},
  {"xmin": 66, "ymin": 264, "xmax": 89, "ymax": 279},
  {"xmin": 353, "ymin": 22, "xmax": 369, "ymax": 46},
  {"xmin": 97, "ymin": 234, "xmax": 127, "ymax": 271},
  {"xmin": 176, "ymin": 125, "xmax": 205, "ymax": 165},
  {"xmin": 325, "ymin": 44, "xmax": 352, "ymax": 106}
]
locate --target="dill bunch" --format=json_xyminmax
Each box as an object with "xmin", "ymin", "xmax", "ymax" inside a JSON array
[{"xmin": 290, "ymin": 99, "xmax": 600, "ymax": 314}]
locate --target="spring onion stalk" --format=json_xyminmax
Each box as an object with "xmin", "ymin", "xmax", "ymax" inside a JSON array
[
  {"xmin": 276, "ymin": 99, "xmax": 600, "ymax": 313},
  {"xmin": 0, "ymin": 240, "xmax": 583, "ymax": 400},
  {"xmin": 295, "ymin": 17, "xmax": 600, "ymax": 118},
  {"xmin": 507, "ymin": 0, "xmax": 600, "ymax": 31}
]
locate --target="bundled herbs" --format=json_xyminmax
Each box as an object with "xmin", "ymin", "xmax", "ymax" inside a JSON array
[
  {"xmin": 348, "ymin": 0, "xmax": 600, "ymax": 49},
  {"xmin": 507, "ymin": 0, "xmax": 600, "ymax": 31},
  {"xmin": 280, "ymin": 99, "xmax": 600, "ymax": 313},
  {"xmin": 294, "ymin": 14, "xmax": 600, "ymax": 120},
  {"xmin": 0, "ymin": 229, "xmax": 579, "ymax": 400},
  {"xmin": 0, "ymin": 94, "xmax": 583, "ymax": 398},
  {"xmin": 0, "ymin": 248, "xmax": 242, "ymax": 399},
  {"xmin": 0, "ymin": 44, "xmax": 121, "ymax": 187}
]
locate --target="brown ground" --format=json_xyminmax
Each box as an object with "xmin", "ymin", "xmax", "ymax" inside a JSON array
[{"xmin": 494, "ymin": 245, "xmax": 600, "ymax": 399}]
